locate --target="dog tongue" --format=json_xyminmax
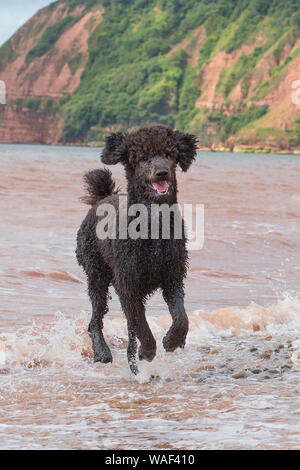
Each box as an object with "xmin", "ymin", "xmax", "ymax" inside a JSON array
[{"xmin": 152, "ymin": 181, "xmax": 169, "ymax": 193}]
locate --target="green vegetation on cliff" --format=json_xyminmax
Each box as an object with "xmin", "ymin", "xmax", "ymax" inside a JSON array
[
  {"xmin": 60, "ymin": 0, "xmax": 300, "ymax": 145},
  {"xmin": 26, "ymin": 16, "xmax": 80, "ymax": 64}
]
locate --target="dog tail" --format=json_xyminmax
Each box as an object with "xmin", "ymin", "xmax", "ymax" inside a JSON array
[{"xmin": 81, "ymin": 168, "xmax": 117, "ymax": 205}]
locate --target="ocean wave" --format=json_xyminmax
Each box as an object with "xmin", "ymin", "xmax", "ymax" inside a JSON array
[{"xmin": 0, "ymin": 293, "xmax": 299, "ymax": 372}]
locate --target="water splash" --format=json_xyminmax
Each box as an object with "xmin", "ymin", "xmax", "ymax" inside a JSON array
[{"xmin": 1, "ymin": 293, "xmax": 299, "ymax": 372}]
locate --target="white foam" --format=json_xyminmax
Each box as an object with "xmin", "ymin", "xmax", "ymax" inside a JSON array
[{"xmin": 0, "ymin": 293, "xmax": 299, "ymax": 371}]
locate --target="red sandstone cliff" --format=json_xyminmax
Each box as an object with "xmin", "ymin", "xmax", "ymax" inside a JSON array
[{"xmin": 0, "ymin": 2, "xmax": 103, "ymax": 144}]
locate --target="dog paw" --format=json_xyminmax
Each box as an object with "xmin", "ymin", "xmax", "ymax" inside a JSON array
[
  {"xmin": 128, "ymin": 360, "xmax": 139, "ymax": 375},
  {"xmin": 162, "ymin": 334, "xmax": 186, "ymax": 353},
  {"xmin": 94, "ymin": 347, "xmax": 113, "ymax": 364},
  {"xmin": 138, "ymin": 346, "xmax": 156, "ymax": 362}
]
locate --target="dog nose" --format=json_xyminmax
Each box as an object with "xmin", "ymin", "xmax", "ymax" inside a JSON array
[{"xmin": 155, "ymin": 168, "xmax": 168, "ymax": 178}]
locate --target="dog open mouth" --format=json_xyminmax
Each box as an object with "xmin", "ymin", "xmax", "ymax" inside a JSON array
[{"xmin": 151, "ymin": 180, "xmax": 169, "ymax": 194}]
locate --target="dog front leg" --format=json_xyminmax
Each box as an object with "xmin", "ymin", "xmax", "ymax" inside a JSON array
[
  {"xmin": 88, "ymin": 281, "xmax": 112, "ymax": 364},
  {"xmin": 127, "ymin": 326, "xmax": 138, "ymax": 375},
  {"xmin": 162, "ymin": 287, "xmax": 189, "ymax": 352},
  {"xmin": 88, "ymin": 307, "xmax": 113, "ymax": 364},
  {"xmin": 119, "ymin": 295, "xmax": 156, "ymax": 363}
]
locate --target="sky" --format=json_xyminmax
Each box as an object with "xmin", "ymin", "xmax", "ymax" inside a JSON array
[{"xmin": 0, "ymin": 0, "xmax": 55, "ymax": 46}]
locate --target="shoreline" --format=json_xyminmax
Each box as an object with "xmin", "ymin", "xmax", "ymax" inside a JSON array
[
  {"xmin": 198, "ymin": 147, "xmax": 300, "ymax": 155},
  {"xmin": 0, "ymin": 140, "xmax": 300, "ymax": 155}
]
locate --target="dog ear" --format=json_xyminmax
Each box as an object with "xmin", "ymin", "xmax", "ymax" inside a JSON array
[
  {"xmin": 101, "ymin": 132, "xmax": 127, "ymax": 165},
  {"xmin": 175, "ymin": 131, "xmax": 198, "ymax": 172}
]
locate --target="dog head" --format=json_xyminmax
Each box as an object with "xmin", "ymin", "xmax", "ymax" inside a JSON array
[{"xmin": 101, "ymin": 126, "xmax": 197, "ymax": 203}]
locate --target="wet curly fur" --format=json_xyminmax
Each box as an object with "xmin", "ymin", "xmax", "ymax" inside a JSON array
[{"xmin": 76, "ymin": 125, "xmax": 197, "ymax": 374}]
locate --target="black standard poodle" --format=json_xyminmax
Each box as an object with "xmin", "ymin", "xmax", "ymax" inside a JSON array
[{"xmin": 76, "ymin": 125, "xmax": 197, "ymax": 374}]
